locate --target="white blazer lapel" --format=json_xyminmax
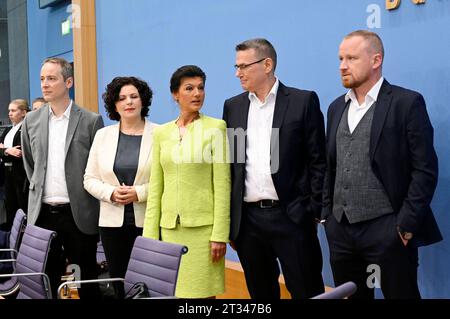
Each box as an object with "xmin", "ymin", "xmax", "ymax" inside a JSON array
[
  {"xmin": 134, "ymin": 119, "xmax": 154, "ymax": 184},
  {"xmin": 106, "ymin": 124, "xmax": 121, "ymax": 185}
]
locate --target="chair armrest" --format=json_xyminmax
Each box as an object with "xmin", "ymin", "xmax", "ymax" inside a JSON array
[
  {"xmin": 57, "ymin": 277, "xmax": 125, "ymax": 299},
  {"xmin": 0, "ymin": 272, "xmax": 52, "ymax": 298},
  {"xmin": 0, "ymin": 248, "xmax": 17, "ymax": 258},
  {"xmin": 0, "ymin": 258, "xmax": 16, "ymax": 263},
  {"xmin": 0, "ymin": 248, "xmax": 17, "ymax": 253}
]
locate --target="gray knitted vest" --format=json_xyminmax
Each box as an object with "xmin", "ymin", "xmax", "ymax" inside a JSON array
[{"xmin": 332, "ymin": 103, "xmax": 393, "ymax": 223}]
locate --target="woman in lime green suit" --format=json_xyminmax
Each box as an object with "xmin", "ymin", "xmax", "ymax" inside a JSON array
[{"xmin": 143, "ymin": 65, "xmax": 230, "ymax": 298}]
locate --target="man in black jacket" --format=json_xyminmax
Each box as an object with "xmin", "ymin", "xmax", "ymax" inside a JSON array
[
  {"xmin": 223, "ymin": 38, "xmax": 326, "ymax": 299},
  {"xmin": 323, "ymin": 30, "xmax": 442, "ymax": 299}
]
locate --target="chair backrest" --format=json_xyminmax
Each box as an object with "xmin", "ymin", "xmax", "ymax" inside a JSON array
[
  {"xmin": 15, "ymin": 224, "xmax": 56, "ymax": 299},
  {"xmin": 124, "ymin": 236, "xmax": 187, "ymax": 298},
  {"xmin": 0, "ymin": 209, "xmax": 27, "ymax": 295},
  {"xmin": 312, "ymin": 281, "xmax": 357, "ymax": 299},
  {"xmin": 9, "ymin": 209, "xmax": 27, "ymax": 257}
]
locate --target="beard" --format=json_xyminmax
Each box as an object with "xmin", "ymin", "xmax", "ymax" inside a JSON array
[{"xmin": 341, "ymin": 74, "xmax": 363, "ymax": 89}]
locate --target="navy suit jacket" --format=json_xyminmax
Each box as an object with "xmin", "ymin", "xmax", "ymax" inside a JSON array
[
  {"xmin": 323, "ymin": 79, "xmax": 442, "ymax": 247},
  {"xmin": 223, "ymin": 82, "xmax": 326, "ymax": 241}
]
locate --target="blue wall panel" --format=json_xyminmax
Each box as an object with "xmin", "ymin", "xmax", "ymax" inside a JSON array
[
  {"xmin": 27, "ymin": 0, "xmax": 73, "ymax": 101},
  {"xmin": 26, "ymin": 0, "xmax": 449, "ymax": 297}
]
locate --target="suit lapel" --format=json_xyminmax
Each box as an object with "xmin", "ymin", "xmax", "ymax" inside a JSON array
[
  {"xmin": 237, "ymin": 95, "xmax": 250, "ymax": 130},
  {"xmin": 370, "ymin": 80, "xmax": 393, "ymax": 161},
  {"xmin": 40, "ymin": 106, "xmax": 50, "ymax": 162},
  {"xmin": 271, "ymin": 82, "xmax": 289, "ymax": 129},
  {"xmin": 134, "ymin": 119, "xmax": 153, "ymax": 184},
  {"xmin": 65, "ymin": 104, "xmax": 81, "ymax": 156},
  {"xmin": 329, "ymin": 97, "xmax": 349, "ymax": 162},
  {"xmin": 13, "ymin": 129, "xmax": 21, "ymax": 146},
  {"xmin": 270, "ymin": 82, "xmax": 289, "ymax": 174}
]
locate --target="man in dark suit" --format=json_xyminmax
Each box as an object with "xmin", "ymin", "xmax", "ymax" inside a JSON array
[
  {"xmin": 21, "ymin": 57, "xmax": 104, "ymax": 298},
  {"xmin": 223, "ymin": 38, "xmax": 326, "ymax": 299},
  {"xmin": 322, "ymin": 30, "xmax": 442, "ymax": 299},
  {"xmin": 0, "ymin": 99, "xmax": 29, "ymax": 231}
]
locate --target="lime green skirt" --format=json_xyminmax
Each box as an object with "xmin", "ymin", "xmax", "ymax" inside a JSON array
[{"xmin": 161, "ymin": 223, "xmax": 225, "ymax": 298}]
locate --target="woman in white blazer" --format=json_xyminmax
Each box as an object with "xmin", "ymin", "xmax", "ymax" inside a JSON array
[{"xmin": 84, "ymin": 76, "xmax": 157, "ymax": 298}]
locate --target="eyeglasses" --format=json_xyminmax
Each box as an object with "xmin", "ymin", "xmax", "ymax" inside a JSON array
[{"xmin": 234, "ymin": 58, "xmax": 267, "ymax": 71}]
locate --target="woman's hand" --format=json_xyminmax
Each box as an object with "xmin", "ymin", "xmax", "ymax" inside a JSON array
[
  {"xmin": 110, "ymin": 184, "xmax": 138, "ymax": 205},
  {"xmin": 210, "ymin": 241, "xmax": 227, "ymax": 263},
  {"xmin": 5, "ymin": 146, "xmax": 22, "ymax": 158}
]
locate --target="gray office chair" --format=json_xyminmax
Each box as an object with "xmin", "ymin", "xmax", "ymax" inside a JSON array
[
  {"xmin": 0, "ymin": 223, "xmax": 56, "ymax": 299},
  {"xmin": 58, "ymin": 236, "xmax": 188, "ymax": 299},
  {"xmin": 0, "ymin": 209, "xmax": 27, "ymax": 296}
]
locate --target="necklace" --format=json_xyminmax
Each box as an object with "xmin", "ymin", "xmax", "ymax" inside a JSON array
[
  {"xmin": 121, "ymin": 120, "xmax": 144, "ymax": 136},
  {"xmin": 176, "ymin": 113, "xmax": 199, "ymax": 142}
]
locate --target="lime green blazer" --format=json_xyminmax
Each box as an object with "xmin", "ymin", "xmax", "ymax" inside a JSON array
[{"xmin": 143, "ymin": 114, "xmax": 230, "ymax": 243}]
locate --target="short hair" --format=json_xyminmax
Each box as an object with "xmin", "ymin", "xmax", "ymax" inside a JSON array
[
  {"xmin": 102, "ymin": 76, "xmax": 153, "ymax": 121},
  {"xmin": 235, "ymin": 38, "xmax": 277, "ymax": 72},
  {"xmin": 42, "ymin": 57, "xmax": 73, "ymax": 81},
  {"xmin": 32, "ymin": 97, "xmax": 46, "ymax": 105},
  {"xmin": 170, "ymin": 65, "xmax": 206, "ymax": 93},
  {"xmin": 10, "ymin": 99, "xmax": 29, "ymax": 112},
  {"xmin": 344, "ymin": 30, "xmax": 384, "ymax": 59}
]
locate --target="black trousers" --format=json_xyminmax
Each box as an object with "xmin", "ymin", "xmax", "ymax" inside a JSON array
[
  {"xmin": 37, "ymin": 204, "xmax": 100, "ymax": 299},
  {"xmin": 325, "ymin": 213, "xmax": 420, "ymax": 299},
  {"xmin": 99, "ymin": 225, "xmax": 142, "ymax": 298},
  {"xmin": 235, "ymin": 205, "xmax": 324, "ymax": 299},
  {"xmin": 0, "ymin": 166, "xmax": 28, "ymax": 231}
]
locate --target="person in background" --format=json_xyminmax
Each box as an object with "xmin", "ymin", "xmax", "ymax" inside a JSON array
[
  {"xmin": 0, "ymin": 99, "xmax": 29, "ymax": 231},
  {"xmin": 322, "ymin": 30, "xmax": 442, "ymax": 299},
  {"xmin": 223, "ymin": 38, "xmax": 326, "ymax": 299},
  {"xmin": 84, "ymin": 76, "xmax": 158, "ymax": 298},
  {"xmin": 143, "ymin": 65, "xmax": 230, "ymax": 298},
  {"xmin": 21, "ymin": 57, "xmax": 104, "ymax": 298},
  {"xmin": 32, "ymin": 97, "xmax": 46, "ymax": 111}
]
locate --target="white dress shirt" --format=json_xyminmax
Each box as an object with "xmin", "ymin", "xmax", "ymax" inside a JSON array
[
  {"xmin": 42, "ymin": 101, "xmax": 72, "ymax": 204},
  {"xmin": 345, "ymin": 77, "xmax": 384, "ymax": 133},
  {"xmin": 4, "ymin": 121, "xmax": 23, "ymax": 148},
  {"xmin": 244, "ymin": 78, "xmax": 279, "ymax": 202}
]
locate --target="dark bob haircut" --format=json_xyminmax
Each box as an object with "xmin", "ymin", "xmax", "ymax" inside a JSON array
[
  {"xmin": 102, "ymin": 76, "xmax": 153, "ymax": 121},
  {"xmin": 170, "ymin": 65, "xmax": 206, "ymax": 94}
]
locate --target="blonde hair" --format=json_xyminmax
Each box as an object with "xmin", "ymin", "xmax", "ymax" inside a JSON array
[
  {"xmin": 10, "ymin": 99, "xmax": 29, "ymax": 112},
  {"xmin": 345, "ymin": 30, "xmax": 384, "ymax": 60}
]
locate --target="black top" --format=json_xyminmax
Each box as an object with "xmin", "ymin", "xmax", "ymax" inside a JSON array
[{"xmin": 113, "ymin": 132, "xmax": 142, "ymax": 226}]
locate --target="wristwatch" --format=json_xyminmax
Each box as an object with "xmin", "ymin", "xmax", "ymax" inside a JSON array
[{"xmin": 397, "ymin": 226, "xmax": 413, "ymax": 240}]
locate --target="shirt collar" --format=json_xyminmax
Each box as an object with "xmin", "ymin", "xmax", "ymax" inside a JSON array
[
  {"xmin": 345, "ymin": 76, "xmax": 384, "ymax": 105},
  {"xmin": 248, "ymin": 77, "xmax": 279, "ymax": 104},
  {"xmin": 49, "ymin": 100, "xmax": 72, "ymax": 119}
]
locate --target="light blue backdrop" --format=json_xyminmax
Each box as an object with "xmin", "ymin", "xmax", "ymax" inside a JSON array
[{"xmin": 27, "ymin": 0, "xmax": 449, "ymax": 298}]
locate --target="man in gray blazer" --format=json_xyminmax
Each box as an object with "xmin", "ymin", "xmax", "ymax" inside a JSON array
[{"xmin": 21, "ymin": 57, "xmax": 104, "ymax": 298}]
